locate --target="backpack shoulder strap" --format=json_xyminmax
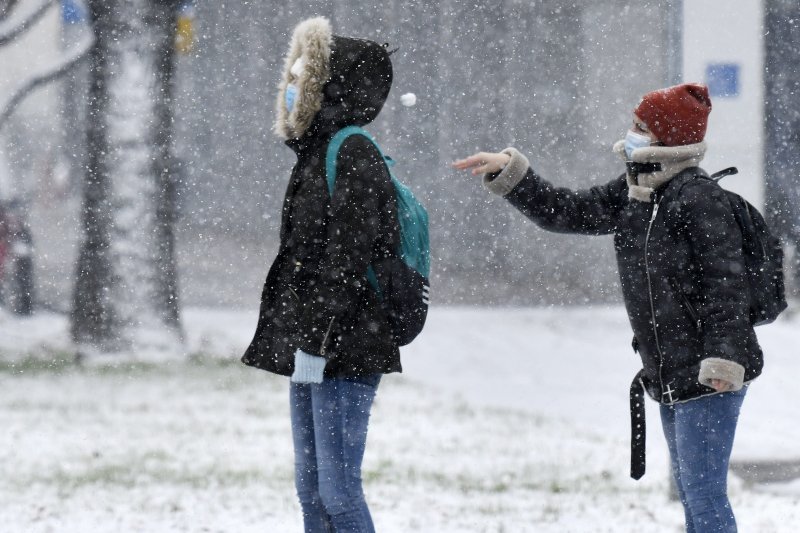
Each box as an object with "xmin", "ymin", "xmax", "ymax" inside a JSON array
[
  {"xmin": 662, "ymin": 168, "xmax": 715, "ymax": 236},
  {"xmin": 709, "ymin": 167, "xmax": 738, "ymax": 181},
  {"xmin": 324, "ymin": 126, "xmax": 389, "ymax": 293},
  {"xmin": 325, "ymin": 126, "xmax": 389, "ymax": 197},
  {"xmin": 667, "ymin": 167, "xmax": 714, "ymax": 200},
  {"xmin": 670, "ymin": 166, "xmax": 740, "ymax": 201}
]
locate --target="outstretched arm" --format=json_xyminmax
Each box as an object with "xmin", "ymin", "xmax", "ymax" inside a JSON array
[{"xmin": 455, "ymin": 148, "xmax": 627, "ymax": 235}]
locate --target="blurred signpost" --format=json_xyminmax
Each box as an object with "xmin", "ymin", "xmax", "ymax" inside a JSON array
[
  {"xmin": 60, "ymin": 0, "xmax": 83, "ymax": 24},
  {"xmin": 175, "ymin": 1, "xmax": 194, "ymax": 55}
]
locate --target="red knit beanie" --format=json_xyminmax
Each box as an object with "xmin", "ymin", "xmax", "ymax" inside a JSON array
[{"xmin": 634, "ymin": 83, "xmax": 712, "ymax": 146}]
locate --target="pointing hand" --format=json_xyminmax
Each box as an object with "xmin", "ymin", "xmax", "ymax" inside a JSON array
[{"xmin": 452, "ymin": 152, "xmax": 511, "ymax": 176}]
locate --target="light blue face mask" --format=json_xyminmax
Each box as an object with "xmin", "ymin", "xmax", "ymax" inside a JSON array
[
  {"xmin": 285, "ymin": 83, "xmax": 299, "ymax": 113},
  {"xmin": 624, "ymin": 130, "xmax": 652, "ymax": 159}
]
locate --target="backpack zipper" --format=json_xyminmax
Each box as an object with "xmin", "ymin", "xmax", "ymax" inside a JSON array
[{"xmin": 644, "ymin": 199, "xmax": 667, "ymax": 397}]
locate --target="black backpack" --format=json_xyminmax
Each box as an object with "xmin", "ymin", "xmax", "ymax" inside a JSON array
[{"xmin": 682, "ymin": 167, "xmax": 787, "ymax": 325}]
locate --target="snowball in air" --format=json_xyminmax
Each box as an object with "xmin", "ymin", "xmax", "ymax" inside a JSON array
[{"xmin": 400, "ymin": 93, "xmax": 417, "ymax": 107}]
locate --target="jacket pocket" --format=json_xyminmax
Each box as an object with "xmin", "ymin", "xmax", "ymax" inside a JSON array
[
  {"xmin": 272, "ymin": 284, "xmax": 303, "ymax": 332},
  {"xmin": 669, "ymin": 278, "xmax": 702, "ymax": 332}
]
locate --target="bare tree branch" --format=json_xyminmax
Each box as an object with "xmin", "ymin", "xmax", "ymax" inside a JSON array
[
  {"xmin": 0, "ymin": 32, "xmax": 94, "ymax": 129},
  {"xmin": 0, "ymin": 0, "xmax": 55, "ymax": 46},
  {"xmin": 0, "ymin": 0, "xmax": 22, "ymax": 22}
]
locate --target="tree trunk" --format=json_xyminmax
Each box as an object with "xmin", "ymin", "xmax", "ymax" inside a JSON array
[
  {"xmin": 764, "ymin": 0, "xmax": 800, "ymax": 298},
  {"xmin": 151, "ymin": 1, "xmax": 182, "ymax": 330},
  {"xmin": 0, "ymin": 1, "xmax": 20, "ymax": 21},
  {"xmin": 72, "ymin": 0, "xmax": 182, "ymax": 352}
]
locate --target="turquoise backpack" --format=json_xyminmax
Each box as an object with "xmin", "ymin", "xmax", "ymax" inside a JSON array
[{"xmin": 325, "ymin": 126, "xmax": 430, "ymax": 345}]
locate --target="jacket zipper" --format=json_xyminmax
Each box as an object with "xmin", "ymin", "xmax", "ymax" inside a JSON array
[
  {"xmin": 319, "ymin": 317, "xmax": 336, "ymax": 357},
  {"xmin": 288, "ymin": 286, "xmax": 300, "ymax": 301},
  {"xmin": 643, "ymin": 199, "xmax": 667, "ymax": 397}
]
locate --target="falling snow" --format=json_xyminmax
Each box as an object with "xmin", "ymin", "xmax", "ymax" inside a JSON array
[{"xmin": 1, "ymin": 1, "xmax": 799, "ymax": 531}]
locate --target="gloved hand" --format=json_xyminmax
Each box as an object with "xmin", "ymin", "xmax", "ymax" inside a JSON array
[{"xmin": 290, "ymin": 349, "xmax": 326, "ymax": 384}]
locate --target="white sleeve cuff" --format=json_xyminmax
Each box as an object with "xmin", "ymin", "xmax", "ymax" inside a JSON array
[
  {"xmin": 483, "ymin": 148, "xmax": 530, "ymax": 196},
  {"xmin": 698, "ymin": 357, "xmax": 745, "ymax": 391},
  {"xmin": 290, "ymin": 349, "xmax": 327, "ymax": 384}
]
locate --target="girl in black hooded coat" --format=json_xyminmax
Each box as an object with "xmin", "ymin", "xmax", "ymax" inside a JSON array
[{"xmin": 242, "ymin": 17, "xmax": 399, "ymax": 532}]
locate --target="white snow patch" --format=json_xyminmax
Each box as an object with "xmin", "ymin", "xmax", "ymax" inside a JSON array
[{"xmin": 0, "ymin": 306, "xmax": 798, "ymax": 531}]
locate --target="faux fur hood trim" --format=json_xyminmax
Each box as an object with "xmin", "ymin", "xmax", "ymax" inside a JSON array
[
  {"xmin": 613, "ymin": 140, "xmax": 707, "ymax": 203},
  {"xmin": 274, "ymin": 17, "xmax": 332, "ymax": 139}
]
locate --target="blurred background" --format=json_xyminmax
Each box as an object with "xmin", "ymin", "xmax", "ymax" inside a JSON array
[{"xmin": 1, "ymin": 0, "xmax": 798, "ymax": 344}]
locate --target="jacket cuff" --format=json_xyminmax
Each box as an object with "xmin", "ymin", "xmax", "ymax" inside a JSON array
[
  {"xmin": 291, "ymin": 349, "xmax": 327, "ymax": 383},
  {"xmin": 483, "ymin": 148, "xmax": 530, "ymax": 196},
  {"xmin": 698, "ymin": 358, "xmax": 745, "ymax": 391}
]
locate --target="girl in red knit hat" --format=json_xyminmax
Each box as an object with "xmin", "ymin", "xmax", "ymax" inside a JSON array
[{"xmin": 454, "ymin": 83, "xmax": 761, "ymax": 533}]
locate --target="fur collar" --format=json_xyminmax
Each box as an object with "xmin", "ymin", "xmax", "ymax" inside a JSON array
[
  {"xmin": 613, "ymin": 140, "xmax": 707, "ymax": 202},
  {"xmin": 274, "ymin": 17, "xmax": 332, "ymax": 139}
]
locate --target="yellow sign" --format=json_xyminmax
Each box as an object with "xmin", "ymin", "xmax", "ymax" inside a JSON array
[{"xmin": 175, "ymin": 6, "xmax": 195, "ymax": 55}]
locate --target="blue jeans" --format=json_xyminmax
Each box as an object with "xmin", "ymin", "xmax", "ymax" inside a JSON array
[
  {"xmin": 660, "ymin": 387, "xmax": 747, "ymax": 533},
  {"xmin": 290, "ymin": 374, "xmax": 381, "ymax": 533}
]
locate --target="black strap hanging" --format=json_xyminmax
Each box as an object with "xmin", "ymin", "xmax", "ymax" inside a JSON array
[{"xmin": 629, "ymin": 370, "xmax": 647, "ymax": 480}]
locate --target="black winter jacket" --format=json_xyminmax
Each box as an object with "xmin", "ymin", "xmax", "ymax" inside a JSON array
[
  {"xmin": 242, "ymin": 28, "xmax": 401, "ymax": 377},
  {"xmin": 491, "ymin": 155, "xmax": 763, "ymax": 405}
]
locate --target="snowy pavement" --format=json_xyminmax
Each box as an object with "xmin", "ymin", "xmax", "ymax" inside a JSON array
[{"xmin": 0, "ymin": 306, "xmax": 798, "ymax": 532}]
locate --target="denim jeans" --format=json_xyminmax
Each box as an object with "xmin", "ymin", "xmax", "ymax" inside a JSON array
[
  {"xmin": 660, "ymin": 387, "xmax": 747, "ymax": 533},
  {"xmin": 290, "ymin": 374, "xmax": 381, "ymax": 533}
]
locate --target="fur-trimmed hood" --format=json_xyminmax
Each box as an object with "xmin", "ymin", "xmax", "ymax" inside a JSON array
[
  {"xmin": 613, "ymin": 140, "xmax": 707, "ymax": 202},
  {"xmin": 275, "ymin": 17, "xmax": 393, "ymax": 140}
]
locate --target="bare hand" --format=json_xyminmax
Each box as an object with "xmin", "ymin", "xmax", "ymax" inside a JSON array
[
  {"xmin": 452, "ymin": 152, "xmax": 511, "ymax": 176},
  {"xmin": 710, "ymin": 378, "xmax": 734, "ymax": 392}
]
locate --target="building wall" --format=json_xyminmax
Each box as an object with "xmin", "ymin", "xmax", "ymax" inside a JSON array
[{"xmin": 683, "ymin": 0, "xmax": 765, "ymax": 207}]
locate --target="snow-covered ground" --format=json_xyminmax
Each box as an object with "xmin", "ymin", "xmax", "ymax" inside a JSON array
[{"xmin": 1, "ymin": 306, "xmax": 798, "ymax": 532}]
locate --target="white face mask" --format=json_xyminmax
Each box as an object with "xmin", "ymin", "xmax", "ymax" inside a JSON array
[
  {"xmin": 285, "ymin": 84, "xmax": 298, "ymax": 113},
  {"xmin": 285, "ymin": 57, "xmax": 306, "ymax": 114},
  {"xmin": 624, "ymin": 130, "xmax": 653, "ymax": 160}
]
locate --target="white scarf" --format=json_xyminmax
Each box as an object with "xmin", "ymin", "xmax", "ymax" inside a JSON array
[{"xmin": 612, "ymin": 140, "xmax": 707, "ymax": 202}]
